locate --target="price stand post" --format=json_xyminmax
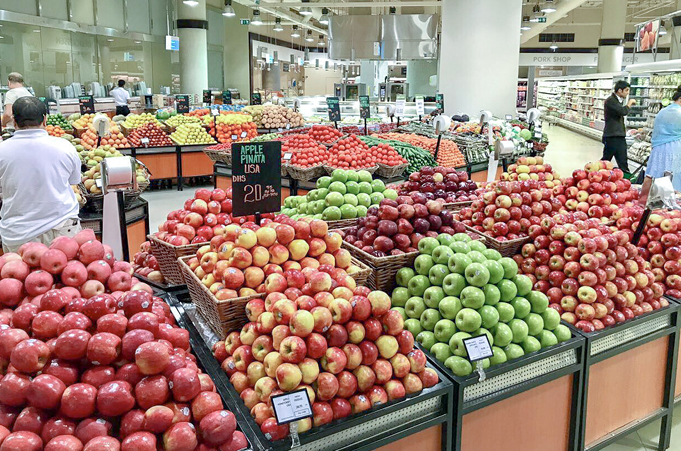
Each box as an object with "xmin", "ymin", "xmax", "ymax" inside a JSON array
[
  {"xmin": 360, "ymin": 95, "xmax": 370, "ymax": 135},
  {"xmin": 326, "ymin": 96, "xmax": 341, "ymax": 129},
  {"xmin": 231, "ymin": 141, "xmax": 282, "ymax": 223}
]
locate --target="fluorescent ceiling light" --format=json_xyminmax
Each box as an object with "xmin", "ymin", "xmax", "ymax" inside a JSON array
[
  {"xmin": 549, "ymin": 43, "xmax": 558, "ymax": 50},
  {"xmin": 183, "ymin": 0, "xmax": 199, "ymax": 6},
  {"xmin": 521, "ymin": 25, "xmax": 531, "ymax": 30},
  {"xmin": 542, "ymin": 7, "xmax": 556, "ymax": 13}
]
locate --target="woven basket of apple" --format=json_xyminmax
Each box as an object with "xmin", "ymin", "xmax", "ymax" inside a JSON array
[
  {"xmin": 204, "ymin": 142, "xmax": 233, "ymax": 166},
  {"xmin": 399, "ymin": 166, "xmax": 480, "ymax": 214}
]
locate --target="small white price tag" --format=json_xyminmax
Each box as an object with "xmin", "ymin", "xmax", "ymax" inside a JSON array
[
  {"xmin": 241, "ymin": 131, "xmax": 247, "ymax": 138},
  {"xmin": 271, "ymin": 389, "xmax": 313, "ymax": 425},
  {"xmin": 415, "ymin": 97, "xmax": 425, "ymax": 116},
  {"xmin": 463, "ymin": 335, "xmax": 493, "ymax": 362},
  {"xmin": 231, "ymin": 135, "xmax": 238, "ymax": 141},
  {"xmin": 95, "ymin": 178, "xmax": 103, "ymax": 188},
  {"xmin": 395, "ymin": 99, "xmax": 406, "ymax": 117},
  {"xmin": 534, "ymin": 132, "xmax": 543, "ymax": 139},
  {"xmin": 283, "ymin": 152, "xmax": 293, "ymax": 161},
  {"xmin": 211, "ymin": 108, "xmax": 220, "ymax": 117},
  {"xmin": 140, "ymin": 137, "xmax": 150, "ymax": 147},
  {"xmin": 505, "ymin": 114, "xmax": 512, "ymax": 121},
  {"xmin": 286, "ymin": 123, "xmax": 291, "ymax": 130}
]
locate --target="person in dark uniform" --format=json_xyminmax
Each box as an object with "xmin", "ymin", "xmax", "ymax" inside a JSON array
[
  {"xmin": 111, "ymin": 80, "xmax": 131, "ymax": 116},
  {"xmin": 602, "ymin": 80, "xmax": 636, "ymax": 173}
]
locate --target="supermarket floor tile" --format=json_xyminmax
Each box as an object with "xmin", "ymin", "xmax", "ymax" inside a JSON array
[
  {"xmin": 602, "ymin": 403, "xmax": 681, "ymax": 451},
  {"xmin": 541, "ymin": 124, "xmax": 604, "ymax": 177},
  {"xmin": 143, "ymin": 184, "xmax": 212, "ymax": 234}
]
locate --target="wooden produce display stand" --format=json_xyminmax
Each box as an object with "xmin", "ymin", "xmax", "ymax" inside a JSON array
[
  {"xmin": 168, "ymin": 294, "xmax": 456, "ymax": 451},
  {"xmin": 79, "ymin": 197, "xmax": 149, "ymax": 262},
  {"xmin": 576, "ymin": 302, "xmax": 680, "ymax": 451},
  {"xmin": 421, "ymin": 328, "xmax": 586, "ymax": 451}
]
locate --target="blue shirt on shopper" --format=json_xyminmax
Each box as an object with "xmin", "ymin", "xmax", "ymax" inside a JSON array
[{"xmin": 652, "ymin": 102, "xmax": 681, "ymax": 147}]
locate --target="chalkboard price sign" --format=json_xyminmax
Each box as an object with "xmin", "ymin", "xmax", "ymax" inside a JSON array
[
  {"xmin": 436, "ymin": 93, "xmax": 444, "ymax": 112},
  {"xmin": 203, "ymin": 90, "xmax": 212, "ymax": 105},
  {"xmin": 79, "ymin": 96, "xmax": 95, "ymax": 115},
  {"xmin": 251, "ymin": 92, "xmax": 262, "ymax": 105},
  {"xmin": 176, "ymin": 95, "xmax": 190, "ymax": 114},
  {"xmin": 144, "ymin": 95, "xmax": 153, "ymax": 108},
  {"xmin": 327, "ymin": 97, "xmax": 341, "ymax": 122},
  {"xmin": 231, "ymin": 141, "xmax": 282, "ymax": 217},
  {"xmin": 359, "ymin": 96, "xmax": 370, "ymax": 119},
  {"xmin": 222, "ymin": 90, "xmax": 232, "ymax": 105}
]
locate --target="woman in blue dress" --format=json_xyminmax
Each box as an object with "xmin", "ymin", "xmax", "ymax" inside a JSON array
[{"xmin": 648, "ymin": 86, "xmax": 681, "ymax": 191}]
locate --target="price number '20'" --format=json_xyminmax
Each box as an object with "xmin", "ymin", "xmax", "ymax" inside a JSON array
[{"xmin": 244, "ymin": 184, "xmax": 276, "ymax": 203}]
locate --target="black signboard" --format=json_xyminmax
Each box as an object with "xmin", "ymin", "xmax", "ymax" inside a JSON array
[
  {"xmin": 436, "ymin": 93, "xmax": 444, "ymax": 112},
  {"xmin": 231, "ymin": 141, "xmax": 282, "ymax": 217},
  {"xmin": 326, "ymin": 97, "xmax": 341, "ymax": 122},
  {"xmin": 251, "ymin": 92, "xmax": 262, "ymax": 105},
  {"xmin": 79, "ymin": 96, "xmax": 95, "ymax": 115},
  {"xmin": 359, "ymin": 95, "xmax": 370, "ymax": 119},
  {"xmin": 203, "ymin": 90, "xmax": 212, "ymax": 105},
  {"xmin": 222, "ymin": 90, "xmax": 232, "ymax": 105},
  {"xmin": 176, "ymin": 95, "xmax": 190, "ymax": 114}
]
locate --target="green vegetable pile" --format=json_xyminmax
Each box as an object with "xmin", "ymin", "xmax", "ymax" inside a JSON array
[
  {"xmin": 359, "ymin": 136, "xmax": 436, "ymax": 174},
  {"xmin": 47, "ymin": 114, "xmax": 72, "ymax": 130}
]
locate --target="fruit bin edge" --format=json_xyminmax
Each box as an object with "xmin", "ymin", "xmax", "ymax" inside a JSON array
[{"xmin": 166, "ymin": 293, "xmax": 457, "ymax": 451}]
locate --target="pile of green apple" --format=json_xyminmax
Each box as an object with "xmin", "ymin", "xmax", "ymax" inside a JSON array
[
  {"xmin": 391, "ymin": 233, "xmax": 572, "ymax": 377},
  {"xmin": 281, "ymin": 169, "xmax": 397, "ymax": 221}
]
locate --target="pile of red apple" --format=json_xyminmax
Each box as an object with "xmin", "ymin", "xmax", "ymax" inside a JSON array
[
  {"xmin": 398, "ymin": 166, "xmax": 479, "ymax": 204},
  {"xmin": 132, "ymin": 241, "xmax": 165, "ymax": 285},
  {"xmin": 513, "ymin": 215, "xmax": 668, "ymax": 332},
  {"xmin": 555, "ymin": 161, "xmax": 637, "ymax": 220},
  {"xmin": 342, "ymin": 197, "xmax": 465, "ymax": 257},
  {"xmin": 127, "ymin": 123, "xmax": 174, "ymax": 148},
  {"xmin": 186, "ymin": 218, "xmax": 365, "ymax": 301},
  {"xmin": 502, "ymin": 156, "xmax": 562, "ymax": 189},
  {"xmin": 212, "ymin": 269, "xmax": 438, "ymax": 441},
  {"xmin": 457, "ymin": 180, "xmax": 563, "ymax": 241}
]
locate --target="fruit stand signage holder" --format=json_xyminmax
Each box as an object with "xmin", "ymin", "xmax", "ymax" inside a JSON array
[
  {"xmin": 79, "ymin": 95, "xmax": 95, "ymax": 115},
  {"xmin": 271, "ymin": 389, "xmax": 313, "ymax": 447},
  {"xmin": 463, "ymin": 335, "xmax": 494, "ymax": 381},
  {"xmin": 416, "ymin": 96, "xmax": 425, "ymax": 119},
  {"xmin": 326, "ymin": 96, "xmax": 341, "ymax": 125},
  {"xmin": 223, "ymin": 90, "xmax": 232, "ymax": 105},
  {"xmin": 231, "ymin": 141, "xmax": 282, "ymax": 217},
  {"xmin": 436, "ymin": 93, "xmax": 445, "ymax": 114},
  {"xmin": 176, "ymin": 95, "xmax": 190, "ymax": 114},
  {"xmin": 251, "ymin": 92, "xmax": 262, "ymax": 105},
  {"xmin": 203, "ymin": 90, "xmax": 212, "ymax": 105},
  {"xmin": 360, "ymin": 95, "xmax": 370, "ymax": 135}
]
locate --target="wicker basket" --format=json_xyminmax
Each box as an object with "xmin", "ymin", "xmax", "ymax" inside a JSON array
[
  {"xmin": 326, "ymin": 218, "xmax": 359, "ymax": 230},
  {"xmin": 178, "ymin": 255, "xmax": 261, "ymax": 338},
  {"xmin": 375, "ymin": 162, "xmax": 408, "ymax": 178},
  {"xmin": 442, "ymin": 200, "xmax": 473, "ymax": 212},
  {"xmin": 287, "ymin": 165, "xmax": 325, "ymax": 182},
  {"xmin": 347, "ymin": 256, "xmax": 372, "ymax": 287},
  {"xmin": 461, "ymin": 223, "xmax": 530, "ymax": 257},
  {"xmin": 341, "ymin": 240, "xmax": 418, "ymax": 292},
  {"xmin": 147, "ymin": 234, "xmax": 206, "ymax": 285},
  {"xmin": 204, "ymin": 148, "xmax": 232, "ymax": 166},
  {"xmin": 323, "ymin": 165, "xmax": 379, "ymax": 176},
  {"xmin": 81, "ymin": 183, "xmax": 148, "ymax": 212}
]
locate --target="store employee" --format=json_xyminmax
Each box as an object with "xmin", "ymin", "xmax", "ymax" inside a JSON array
[
  {"xmin": 602, "ymin": 80, "xmax": 636, "ymax": 174},
  {"xmin": 111, "ymin": 79, "xmax": 131, "ymax": 116},
  {"xmin": 0, "ymin": 97, "xmax": 82, "ymax": 253}
]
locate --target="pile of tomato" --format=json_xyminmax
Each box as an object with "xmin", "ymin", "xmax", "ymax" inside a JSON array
[
  {"xmin": 327, "ymin": 135, "xmax": 375, "ymax": 169},
  {"xmin": 205, "ymin": 142, "xmax": 232, "ymax": 151},
  {"xmin": 369, "ymin": 143, "xmax": 408, "ymax": 167},
  {"xmin": 282, "ymin": 134, "xmax": 329, "ymax": 168},
  {"xmin": 212, "ymin": 122, "xmax": 258, "ymax": 144},
  {"xmin": 307, "ymin": 124, "xmax": 343, "ymax": 143}
]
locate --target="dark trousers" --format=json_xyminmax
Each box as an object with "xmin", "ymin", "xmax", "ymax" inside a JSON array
[
  {"xmin": 116, "ymin": 105, "xmax": 130, "ymax": 116},
  {"xmin": 602, "ymin": 136, "xmax": 629, "ymax": 173}
]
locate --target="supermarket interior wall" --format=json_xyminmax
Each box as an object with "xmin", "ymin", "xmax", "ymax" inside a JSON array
[
  {"xmin": 407, "ymin": 60, "xmax": 437, "ymax": 98},
  {"xmin": 223, "ymin": 2, "xmax": 251, "ymax": 98}
]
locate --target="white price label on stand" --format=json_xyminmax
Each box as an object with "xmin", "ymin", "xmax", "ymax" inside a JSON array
[
  {"xmin": 241, "ymin": 131, "xmax": 247, "ymax": 138},
  {"xmin": 486, "ymin": 153, "xmax": 498, "ymax": 184},
  {"xmin": 283, "ymin": 152, "xmax": 293, "ymax": 161},
  {"xmin": 140, "ymin": 137, "xmax": 149, "ymax": 146},
  {"xmin": 505, "ymin": 114, "xmax": 513, "ymax": 121},
  {"xmin": 271, "ymin": 389, "xmax": 313, "ymax": 425},
  {"xmin": 395, "ymin": 99, "xmax": 406, "ymax": 117},
  {"xmin": 463, "ymin": 335, "xmax": 493, "ymax": 362},
  {"xmin": 211, "ymin": 108, "xmax": 220, "ymax": 117},
  {"xmin": 415, "ymin": 97, "xmax": 425, "ymax": 116},
  {"xmin": 231, "ymin": 135, "xmax": 238, "ymax": 141}
]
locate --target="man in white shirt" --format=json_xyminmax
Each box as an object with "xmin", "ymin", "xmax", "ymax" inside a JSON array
[
  {"xmin": 1, "ymin": 72, "xmax": 33, "ymax": 131},
  {"xmin": 0, "ymin": 97, "xmax": 82, "ymax": 252},
  {"xmin": 111, "ymin": 79, "xmax": 131, "ymax": 116}
]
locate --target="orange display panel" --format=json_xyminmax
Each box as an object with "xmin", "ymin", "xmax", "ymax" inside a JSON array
[
  {"xmin": 137, "ymin": 153, "xmax": 177, "ymax": 180},
  {"xmin": 461, "ymin": 375, "xmax": 573, "ymax": 451},
  {"xmin": 676, "ymin": 347, "xmax": 681, "ymax": 398},
  {"xmin": 376, "ymin": 425, "xmax": 442, "ymax": 451},
  {"xmin": 470, "ymin": 167, "xmax": 503, "ymax": 183},
  {"xmin": 215, "ymin": 174, "xmax": 232, "ymax": 191},
  {"xmin": 584, "ymin": 337, "xmax": 668, "ymax": 446},
  {"xmin": 127, "ymin": 219, "xmax": 147, "ymax": 261},
  {"xmin": 182, "ymin": 152, "xmax": 214, "ymax": 177}
]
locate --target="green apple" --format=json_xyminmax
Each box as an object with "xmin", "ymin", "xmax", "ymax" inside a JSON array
[
  {"xmin": 448, "ymin": 253, "xmax": 472, "ymax": 275},
  {"xmin": 464, "ymin": 263, "xmax": 490, "ymax": 287},
  {"xmin": 343, "ymin": 193, "xmax": 358, "ymax": 206},
  {"xmin": 527, "ymin": 291, "xmax": 549, "ymax": 314},
  {"xmin": 453, "ymin": 232, "xmax": 471, "ymax": 242},
  {"xmin": 340, "ymin": 204, "xmax": 358, "ymax": 219},
  {"xmin": 474, "ymin": 327, "xmax": 494, "ymax": 347},
  {"xmin": 432, "ymin": 245, "xmax": 455, "ymax": 265},
  {"xmin": 439, "ymin": 296, "xmax": 462, "ymax": 320},
  {"xmin": 358, "ymin": 181, "xmax": 373, "ymax": 194},
  {"xmin": 418, "ymin": 237, "xmax": 440, "ymax": 255},
  {"xmin": 404, "ymin": 318, "xmax": 423, "ymax": 336},
  {"xmin": 322, "ymin": 206, "xmax": 342, "ymax": 221},
  {"xmin": 490, "ymin": 346, "xmax": 507, "ymax": 366},
  {"xmin": 449, "ymin": 332, "xmax": 471, "ymax": 357},
  {"xmin": 437, "ymin": 234, "xmax": 455, "ymax": 246},
  {"xmin": 504, "ymin": 343, "xmax": 524, "ymax": 360},
  {"xmin": 346, "ymin": 170, "xmax": 359, "ymax": 182},
  {"xmin": 554, "ymin": 324, "xmax": 572, "ymax": 343},
  {"xmin": 538, "ymin": 330, "xmax": 558, "ymax": 348},
  {"xmin": 498, "ymin": 257, "xmax": 518, "ymax": 279},
  {"xmin": 509, "ymin": 319, "xmax": 529, "ymax": 343},
  {"xmin": 357, "ymin": 170, "xmax": 372, "ymax": 183},
  {"xmin": 370, "ymin": 192, "xmax": 384, "ymax": 205},
  {"xmin": 331, "ymin": 169, "xmax": 348, "ymax": 183},
  {"xmin": 356, "ymin": 193, "xmax": 371, "ymax": 207},
  {"xmin": 428, "ymin": 264, "xmax": 449, "ymax": 286},
  {"xmin": 483, "ymin": 284, "xmax": 501, "ymax": 305},
  {"xmin": 434, "ymin": 319, "xmax": 457, "ymax": 343},
  {"xmin": 391, "ymin": 287, "xmax": 410, "ymax": 307},
  {"xmin": 329, "ymin": 181, "xmax": 347, "ymax": 194},
  {"xmin": 393, "ymin": 307, "xmax": 407, "ymax": 321},
  {"xmin": 307, "ymin": 190, "xmax": 318, "ymax": 202},
  {"xmin": 415, "ymin": 254, "xmax": 435, "ymax": 276},
  {"xmin": 325, "ymin": 191, "xmax": 344, "ymax": 207},
  {"xmin": 467, "ymin": 250, "xmax": 486, "ymax": 263},
  {"xmin": 482, "ymin": 260, "xmax": 504, "ymax": 285},
  {"xmin": 416, "ymin": 331, "xmax": 436, "ymax": 350},
  {"xmin": 455, "ymin": 308, "xmax": 482, "ymax": 333},
  {"xmin": 405, "ymin": 297, "xmax": 426, "ymax": 319},
  {"xmin": 482, "ymin": 249, "xmax": 502, "ymax": 261},
  {"xmin": 512, "ymin": 275, "xmax": 533, "ymax": 297},
  {"xmin": 442, "ymin": 273, "xmax": 466, "ymax": 297},
  {"xmin": 479, "ymin": 305, "xmax": 500, "ymax": 329},
  {"xmin": 510, "ymin": 297, "xmax": 531, "ymax": 319},
  {"xmin": 356, "ymin": 205, "xmax": 368, "ymax": 217},
  {"xmin": 408, "ymin": 275, "xmax": 430, "ymax": 297},
  {"xmin": 495, "ymin": 302, "xmax": 515, "ymax": 323},
  {"xmin": 468, "ymin": 240, "xmax": 487, "ymax": 253},
  {"xmin": 384, "ymin": 188, "xmax": 398, "ymax": 200},
  {"xmin": 396, "ymin": 267, "xmax": 415, "ymax": 287},
  {"xmin": 430, "ymin": 342, "xmax": 452, "ymax": 362},
  {"xmin": 522, "ymin": 336, "xmax": 541, "ymax": 354},
  {"xmin": 312, "ymin": 200, "xmax": 325, "ymax": 214},
  {"xmin": 316, "ymin": 188, "xmax": 330, "ymax": 200},
  {"xmin": 345, "ymin": 181, "xmax": 360, "ymax": 195},
  {"xmin": 542, "ymin": 308, "xmax": 561, "ymax": 331},
  {"xmin": 497, "ymin": 279, "xmax": 518, "ymax": 302},
  {"xmin": 449, "ymin": 241, "xmax": 471, "ymax": 254},
  {"xmin": 445, "ymin": 356, "xmax": 472, "ymax": 377},
  {"xmin": 460, "ymin": 286, "xmax": 485, "ymax": 309},
  {"xmin": 492, "ymin": 323, "xmax": 513, "ymax": 347},
  {"xmin": 420, "ymin": 309, "xmax": 442, "ymax": 331},
  {"xmin": 317, "ymin": 176, "xmax": 331, "ymax": 189},
  {"xmin": 525, "ymin": 313, "xmax": 544, "ymax": 336},
  {"xmin": 371, "ymin": 179, "xmax": 386, "ymax": 193},
  {"xmin": 423, "ymin": 286, "xmax": 445, "ymax": 309}
]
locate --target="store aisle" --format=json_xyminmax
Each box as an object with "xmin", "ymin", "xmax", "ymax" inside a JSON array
[
  {"xmin": 603, "ymin": 403, "xmax": 681, "ymax": 451},
  {"xmin": 541, "ymin": 125, "xmax": 604, "ymax": 177}
]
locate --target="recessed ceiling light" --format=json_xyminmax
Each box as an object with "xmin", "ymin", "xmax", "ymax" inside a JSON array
[
  {"xmin": 134, "ymin": 40, "xmax": 141, "ymax": 44},
  {"xmin": 521, "ymin": 25, "xmax": 531, "ymax": 30},
  {"xmin": 183, "ymin": 0, "xmax": 199, "ymax": 6},
  {"xmin": 550, "ymin": 43, "xmax": 558, "ymax": 50},
  {"xmin": 541, "ymin": 7, "xmax": 556, "ymax": 13},
  {"xmin": 33, "ymin": 29, "xmax": 41, "ymax": 33},
  {"xmin": 107, "ymin": 38, "xmax": 114, "ymax": 42}
]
